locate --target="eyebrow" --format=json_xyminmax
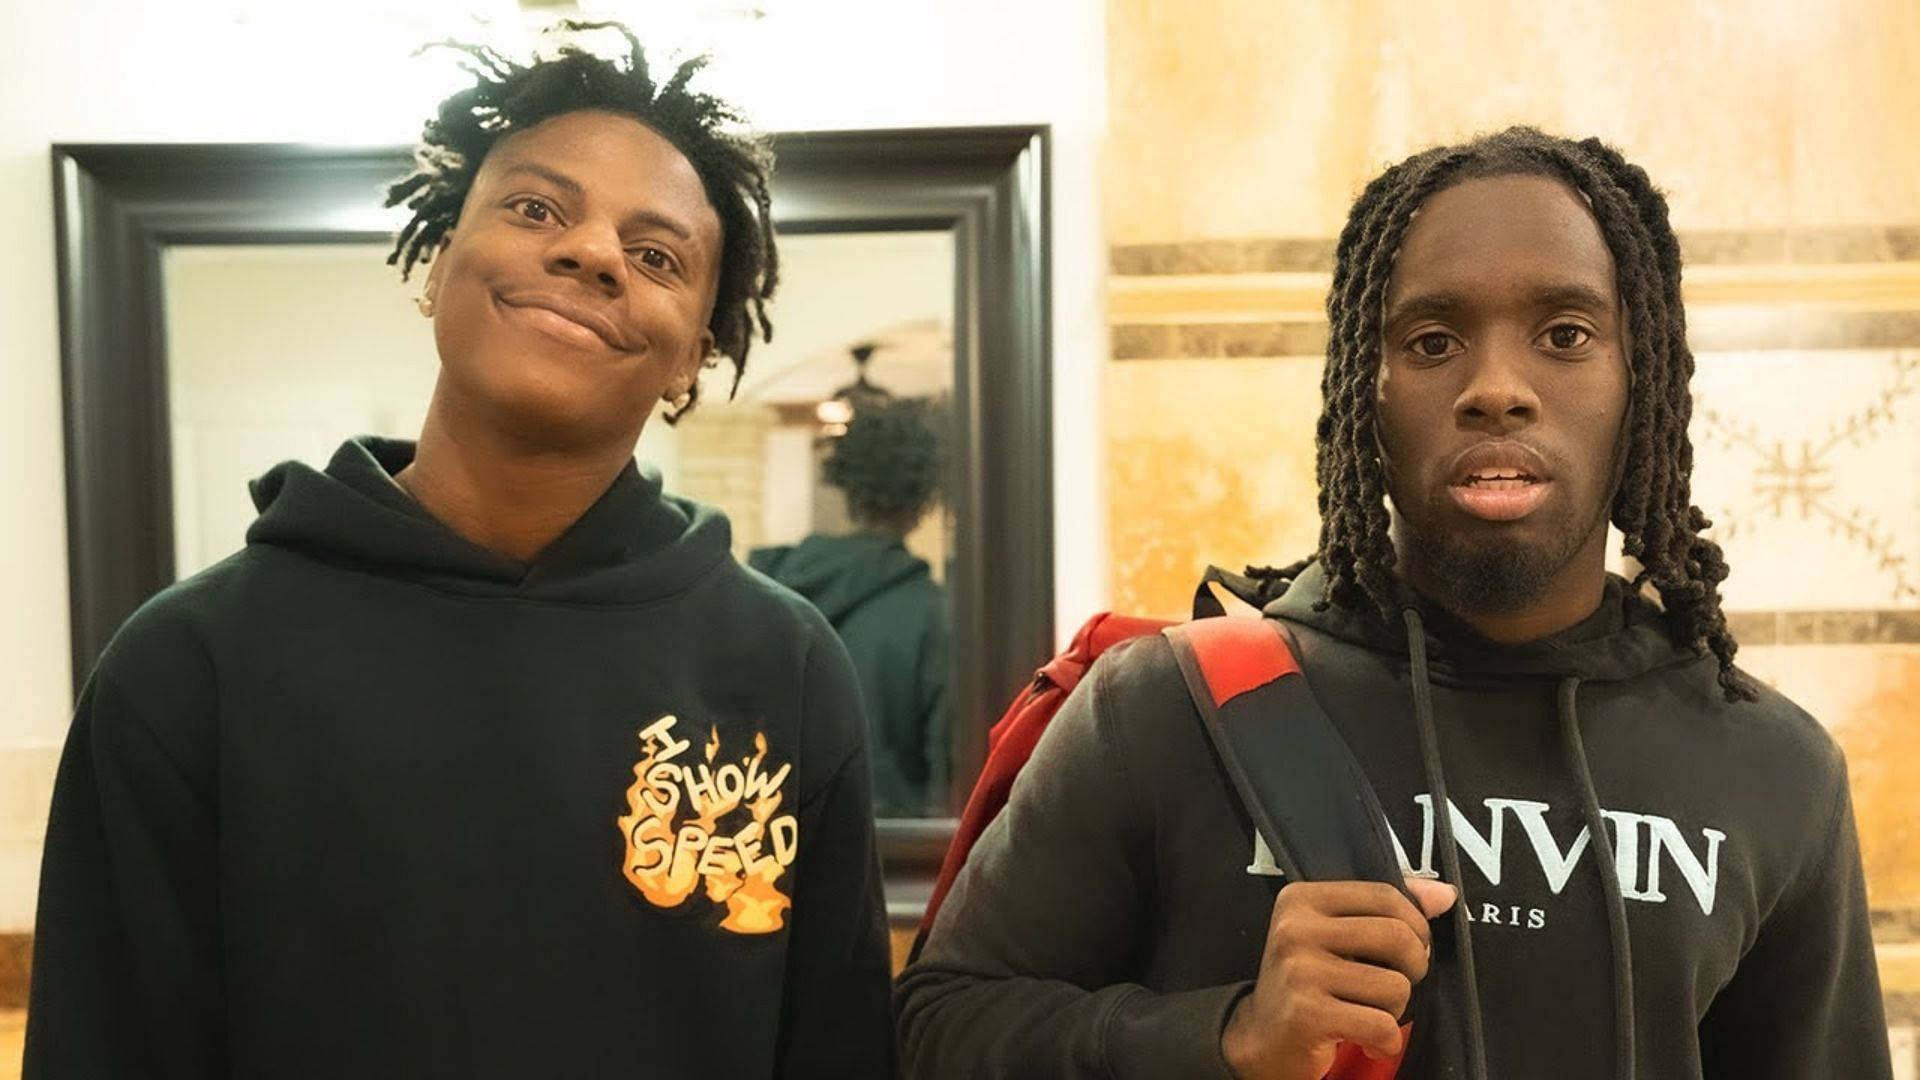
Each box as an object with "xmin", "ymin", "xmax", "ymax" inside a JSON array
[
  {"xmin": 498, "ymin": 161, "xmax": 584, "ymax": 200},
  {"xmin": 1383, "ymin": 283, "xmax": 1617, "ymax": 327},
  {"xmin": 495, "ymin": 161, "xmax": 696, "ymax": 242}
]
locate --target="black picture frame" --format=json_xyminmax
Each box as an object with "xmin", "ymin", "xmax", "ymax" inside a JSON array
[{"xmin": 52, "ymin": 126, "xmax": 1053, "ymax": 914}]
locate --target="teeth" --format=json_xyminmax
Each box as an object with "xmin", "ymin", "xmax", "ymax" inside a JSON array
[{"xmin": 1464, "ymin": 470, "xmax": 1535, "ymax": 487}]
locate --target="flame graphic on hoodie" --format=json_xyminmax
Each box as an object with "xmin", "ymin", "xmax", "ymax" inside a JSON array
[{"xmin": 617, "ymin": 715, "xmax": 797, "ymax": 934}]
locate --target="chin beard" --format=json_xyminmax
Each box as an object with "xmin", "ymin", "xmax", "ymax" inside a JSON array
[
  {"xmin": 1395, "ymin": 497, "xmax": 1607, "ymax": 618},
  {"xmin": 1410, "ymin": 532, "xmax": 1563, "ymax": 615}
]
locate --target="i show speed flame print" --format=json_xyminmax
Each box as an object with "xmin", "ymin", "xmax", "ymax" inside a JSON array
[{"xmin": 617, "ymin": 715, "xmax": 798, "ymax": 934}]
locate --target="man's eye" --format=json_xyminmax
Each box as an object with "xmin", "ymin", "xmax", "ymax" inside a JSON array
[
  {"xmin": 634, "ymin": 247, "xmax": 676, "ymax": 272},
  {"xmin": 1413, "ymin": 332, "xmax": 1456, "ymax": 358},
  {"xmin": 512, "ymin": 198, "xmax": 555, "ymax": 223},
  {"xmin": 1545, "ymin": 324, "xmax": 1591, "ymax": 350}
]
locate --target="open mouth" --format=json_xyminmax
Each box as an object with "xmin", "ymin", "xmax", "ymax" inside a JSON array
[
  {"xmin": 1459, "ymin": 467, "xmax": 1539, "ymax": 489},
  {"xmin": 1449, "ymin": 468, "xmax": 1550, "ymax": 521}
]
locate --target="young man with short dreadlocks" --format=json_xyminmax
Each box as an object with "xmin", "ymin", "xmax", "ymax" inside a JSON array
[
  {"xmin": 28, "ymin": 23, "xmax": 893, "ymax": 1078},
  {"xmin": 899, "ymin": 127, "xmax": 1890, "ymax": 1079}
]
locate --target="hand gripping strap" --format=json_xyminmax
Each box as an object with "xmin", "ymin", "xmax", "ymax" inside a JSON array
[{"xmin": 1163, "ymin": 619, "xmax": 1403, "ymax": 887}]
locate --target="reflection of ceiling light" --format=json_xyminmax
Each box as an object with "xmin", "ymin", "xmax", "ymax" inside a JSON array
[
  {"xmin": 815, "ymin": 399, "xmax": 854, "ymax": 425},
  {"xmin": 821, "ymin": 422, "xmax": 849, "ymax": 438}
]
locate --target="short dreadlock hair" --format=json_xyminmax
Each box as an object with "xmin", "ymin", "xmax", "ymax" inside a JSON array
[
  {"xmin": 823, "ymin": 396, "xmax": 945, "ymax": 533},
  {"xmin": 1310, "ymin": 125, "xmax": 1753, "ymax": 701},
  {"xmin": 384, "ymin": 20, "xmax": 777, "ymax": 421}
]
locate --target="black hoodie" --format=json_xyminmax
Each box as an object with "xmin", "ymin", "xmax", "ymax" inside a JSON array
[
  {"xmin": 898, "ymin": 561, "xmax": 1890, "ymax": 1079},
  {"xmin": 750, "ymin": 533, "xmax": 949, "ymax": 817},
  {"xmin": 27, "ymin": 437, "xmax": 894, "ymax": 1079}
]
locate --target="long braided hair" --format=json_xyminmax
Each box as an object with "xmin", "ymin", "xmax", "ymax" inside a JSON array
[
  {"xmin": 384, "ymin": 20, "xmax": 778, "ymax": 422},
  {"xmin": 1307, "ymin": 126, "xmax": 1752, "ymax": 701}
]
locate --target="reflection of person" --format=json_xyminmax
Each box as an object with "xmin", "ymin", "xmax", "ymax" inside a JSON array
[
  {"xmin": 27, "ymin": 24, "xmax": 893, "ymax": 1079},
  {"xmin": 900, "ymin": 128, "xmax": 1890, "ymax": 1079},
  {"xmin": 753, "ymin": 396, "xmax": 949, "ymax": 817}
]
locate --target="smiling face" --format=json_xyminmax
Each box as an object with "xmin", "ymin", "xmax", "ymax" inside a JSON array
[
  {"xmin": 421, "ymin": 109, "xmax": 723, "ymax": 450},
  {"xmin": 1375, "ymin": 173, "xmax": 1631, "ymax": 616}
]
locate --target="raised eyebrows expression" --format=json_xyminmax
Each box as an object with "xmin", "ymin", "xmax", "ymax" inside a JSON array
[{"xmin": 482, "ymin": 158, "xmax": 710, "ymax": 267}]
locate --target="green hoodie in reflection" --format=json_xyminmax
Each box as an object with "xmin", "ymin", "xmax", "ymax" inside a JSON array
[{"xmin": 751, "ymin": 532, "xmax": 948, "ymax": 817}]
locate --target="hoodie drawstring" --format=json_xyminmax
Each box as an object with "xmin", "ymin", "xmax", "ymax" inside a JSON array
[
  {"xmin": 1398, "ymin": 611, "xmax": 1638, "ymax": 1080},
  {"xmin": 1557, "ymin": 675, "xmax": 1637, "ymax": 1080},
  {"xmin": 1400, "ymin": 607, "xmax": 1490, "ymax": 1080}
]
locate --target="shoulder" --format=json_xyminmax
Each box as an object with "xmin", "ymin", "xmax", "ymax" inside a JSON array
[
  {"xmin": 1671, "ymin": 657, "xmax": 1848, "ymax": 792},
  {"xmin": 1059, "ymin": 630, "xmax": 1208, "ymax": 765},
  {"xmin": 77, "ymin": 557, "xmax": 269, "ymax": 782},
  {"xmin": 1086, "ymin": 630, "xmax": 1185, "ymax": 699},
  {"xmin": 89, "ymin": 552, "xmax": 269, "ymax": 694},
  {"xmin": 721, "ymin": 559, "xmax": 867, "ymax": 745},
  {"xmin": 726, "ymin": 558, "xmax": 843, "ymax": 643}
]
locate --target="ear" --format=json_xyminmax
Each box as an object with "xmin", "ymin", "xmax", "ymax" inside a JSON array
[
  {"xmin": 665, "ymin": 331, "xmax": 718, "ymax": 403},
  {"xmin": 420, "ymin": 234, "xmax": 454, "ymax": 302}
]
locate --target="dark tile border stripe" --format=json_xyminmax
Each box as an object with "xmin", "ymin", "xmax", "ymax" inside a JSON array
[
  {"xmin": 0, "ymin": 932, "xmax": 26, "ymax": 1010},
  {"xmin": 1112, "ymin": 321, "xmax": 1329, "ymax": 360},
  {"xmin": 1111, "ymin": 238, "xmax": 1336, "ymax": 276},
  {"xmin": 1877, "ymin": 908, "xmax": 1920, "ymax": 944},
  {"xmin": 1727, "ymin": 610, "xmax": 1920, "ymax": 646},
  {"xmin": 1113, "ymin": 226, "xmax": 1920, "ymax": 276}
]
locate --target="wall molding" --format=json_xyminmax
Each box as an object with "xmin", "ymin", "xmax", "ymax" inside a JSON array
[
  {"xmin": 1727, "ymin": 610, "xmax": 1920, "ymax": 646},
  {"xmin": 1110, "ymin": 265, "xmax": 1920, "ymax": 329}
]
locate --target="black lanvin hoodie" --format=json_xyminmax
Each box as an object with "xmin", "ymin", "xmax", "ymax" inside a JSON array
[
  {"xmin": 898, "ymin": 561, "xmax": 1891, "ymax": 1079},
  {"xmin": 27, "ymin": 437, "xmax": 894, "ymax": 1079}
]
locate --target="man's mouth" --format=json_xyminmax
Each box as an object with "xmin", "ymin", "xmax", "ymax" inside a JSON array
[
  {"xmin": 1460, "ymin": 467, "xmax": 1537, "ymax": 489},
  {"xmin": 1451, "ymin": 473, "xmax": 1549, "ymax": 520},
  {"xmin": 1446, "ymin": 445, "xmax": 1553, "ymax": 522},
  {"xmin": 495, "ymin": 291, "xmax": 626, "ymax": 351}
]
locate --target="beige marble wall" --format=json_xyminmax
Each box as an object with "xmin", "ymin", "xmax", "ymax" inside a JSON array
[
  {"xmin": 1102, "ymin": 0, "xmax": 1920, "ymax": 1047},
  {"xmin": 1105, "ymin": 0, "xmax": 1920, "ymax": 244}
]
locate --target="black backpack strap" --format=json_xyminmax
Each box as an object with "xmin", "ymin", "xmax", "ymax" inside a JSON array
[
  {"xmin": 1191, "ymin": 565, "xmax": 1283, "ymax": 619},
  {"xmin": 1163, "ymin": 618, "xmax": 1403, "ymax": 887}
]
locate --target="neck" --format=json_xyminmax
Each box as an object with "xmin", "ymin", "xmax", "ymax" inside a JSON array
[
  {"xmin": 395, "ymin": 381, "xmax": 641, "ymax": 564},
  {"xmin": 1445, "ymin": 579, "xmax": 1606, "ymax": 644}
]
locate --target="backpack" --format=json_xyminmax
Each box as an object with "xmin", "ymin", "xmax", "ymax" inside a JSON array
[{"xmin": 912, "ymin": 567, "xmax": 1418, "ymax": 1079}]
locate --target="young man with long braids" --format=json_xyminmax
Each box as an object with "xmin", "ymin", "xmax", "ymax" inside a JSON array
[
  {"xmin": 27, "ymin": 24, "xmax": 893, "ymax": 1078},
  {"xmin": 898, "ymin": 128, "xmax": 1890, "ymax": 1079}
]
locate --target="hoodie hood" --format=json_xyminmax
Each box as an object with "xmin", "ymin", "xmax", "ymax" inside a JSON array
[
  {"xmin": 1264, "ymin": 558, "xmax": 1696, "ymax": 687},
  {"xmin": 748, "ymin": 533, "xmax": 930, "ymax": 624},
  {"xmin": 245, "ymin": 436, "xmax": 732, "ymax": 605}
]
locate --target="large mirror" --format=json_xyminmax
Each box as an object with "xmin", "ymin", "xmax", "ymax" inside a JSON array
[{"xmin": 55, "ymin": 129, "xmax": 1051, "ymax": 908}]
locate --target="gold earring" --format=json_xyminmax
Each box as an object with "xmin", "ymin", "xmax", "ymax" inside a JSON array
[{"xmin": 416, "ymin": 294, "xmax": 435, "ymax": 318}]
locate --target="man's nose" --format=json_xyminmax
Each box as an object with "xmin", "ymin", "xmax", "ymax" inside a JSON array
[
  {"xmin": 1454, "ymin": 340, "xmax": 1540, "ymax": 434},
  {"xmin": 546, "ymin": 222, "xmax": 625, "ymax": 295}
]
